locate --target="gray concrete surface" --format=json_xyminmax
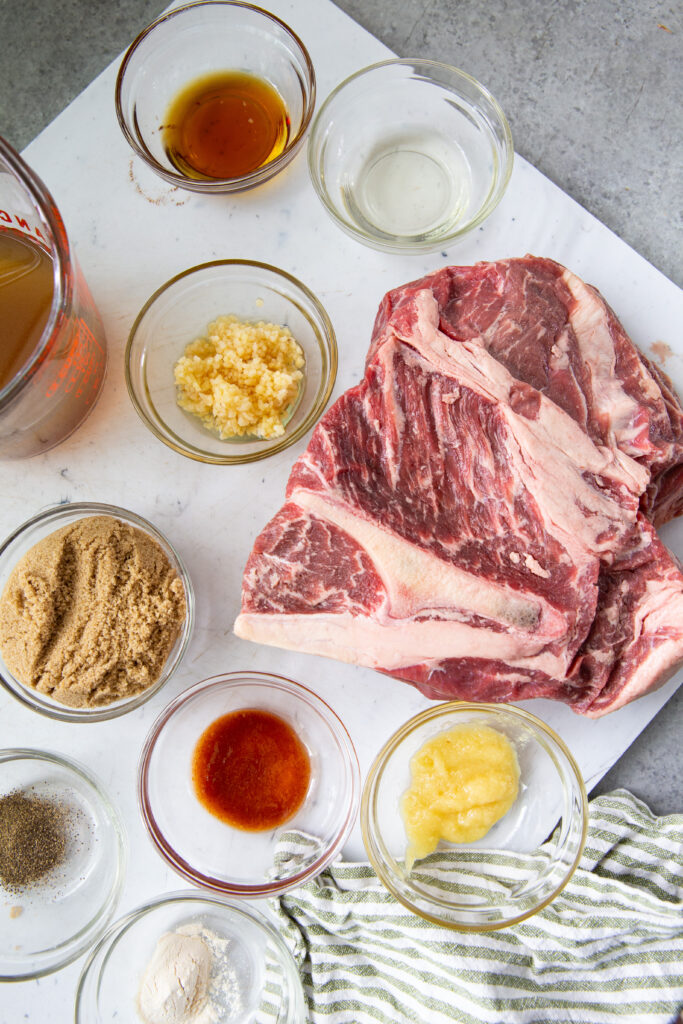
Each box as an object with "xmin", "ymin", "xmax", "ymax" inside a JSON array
[{"xmin": 0, "ymin": 0, "xmax": 681, "ymax": 813}]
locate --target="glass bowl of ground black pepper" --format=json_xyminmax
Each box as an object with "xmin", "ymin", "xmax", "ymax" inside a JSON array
[
  {"xmin": 0, "ymin": 748, "xmax": 126, "ymax": 980},
  {"xmin": 138, "ymin": 672, "xmax": 360, "ymax": 897},
  {"xmin": 115, "ymin": 1, "xmax": 316, "ymax": 193},
  {"xmin": 0, "ymin": 502, "xmax": 194, "ymax": 722}
]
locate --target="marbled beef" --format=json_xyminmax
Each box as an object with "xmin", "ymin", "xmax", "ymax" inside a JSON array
[{"xmin": 235, "ymin": 258, "xmax": 683, "ymax": 717}]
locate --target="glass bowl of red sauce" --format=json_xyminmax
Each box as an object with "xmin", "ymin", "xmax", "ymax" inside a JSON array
[{"xmin": 138, "ymin": 671, "xmax": 360, "ymax": 897}]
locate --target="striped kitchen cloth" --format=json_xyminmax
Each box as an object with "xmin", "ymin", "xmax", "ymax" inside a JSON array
[{"xmin": 270, "ymin": 790, "xmax": 683, "ymax": 1024}]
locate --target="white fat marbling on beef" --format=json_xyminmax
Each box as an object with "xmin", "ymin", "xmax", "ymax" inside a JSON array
[
  {"xmin": 292, "ymin": 488, "xmax": 552, "ymax": 632},
  {"xmin": 236, "ymin": 608, "xmax": 577, "ymax": 678}
]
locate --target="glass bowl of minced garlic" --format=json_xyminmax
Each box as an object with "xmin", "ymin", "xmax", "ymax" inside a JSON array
[
  {"xmin": 361, "ymin": 702, "xmax": 587, "ymax": 931},
  {"xmin": 125, "ymin": 260, "xmax": 337, "ymax": 464}
]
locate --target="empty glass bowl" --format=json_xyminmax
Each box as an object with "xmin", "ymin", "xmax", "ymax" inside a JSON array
[
  {"xmin": 0, "ymin": 502, "xmax": 194, "ymax": 723},
  {"xmin": 308, "ymin": 59, "xmax": 514, "ymax": 253},
  {"xmin": 75, "ymin": 890, "xmax": 305, "ymax": 1023},
  {"xmin": 0, "ymin": 749, "xmax": 126, "ymax": 980},
  {"xmin": 125, "ymin": 260, "xmax": 337, "ymax": 464},
  {"xmin": 115, "ymin": 1, "xmax": 316, "ymax": 192},
  {"xmin": 138, "ymin": 672, "xmax": 360, "ymax": 896},
  {"xmin": 361, "ymin": 703, "xmax": 587, "ymax": 931}
]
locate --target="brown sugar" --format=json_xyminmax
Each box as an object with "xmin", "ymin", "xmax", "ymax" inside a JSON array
[{"xmin": 0, "ymin": 515, "xmax": 186, "ymax": 708}]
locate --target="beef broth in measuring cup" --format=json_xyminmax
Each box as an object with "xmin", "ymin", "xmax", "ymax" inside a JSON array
[
  {"xmin": 0, "ymin": 231, "xmax": 54, "ymax": 387},
  {"xmin": 0, "ymin": 137, "xmax": 107, "ymax": 458}
]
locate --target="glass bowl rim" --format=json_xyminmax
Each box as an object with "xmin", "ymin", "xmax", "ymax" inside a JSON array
[
  {"xmin": 0, "ymin": 137, "xmax": 70, "ymax": 408},
  {"xmin": 360, "ymin": 701, "xmax": 588, "ymax": 932},
  {"xmin": 114, "ymin": 0, "xmax": 317, "ymax": 192},
  {"xmin": 307, "ymin": 56, "xmax": 514, "ymax": 254},
  {"xmin": 74, "ymin": 887, "xmax": 305, "ymax": 1022},
  {"xmin": 138, "ymin": 670, "xmax": 360, "ymax": 897},
  {"xmin": 124, "ymin": 258, "xmax": 338, "ymax": 464},
  {"xmin": 0, "ymin": 746, "xmax": 127, "ymax": 981},
  {"xmin": 0, "ymin": 501, "xmax": 195, "ymax": 723}
]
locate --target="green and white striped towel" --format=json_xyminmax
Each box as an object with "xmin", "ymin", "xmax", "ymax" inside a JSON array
[{"xmin": 270, "ymin": 790, "xmax": 683, "ymax": 1024}]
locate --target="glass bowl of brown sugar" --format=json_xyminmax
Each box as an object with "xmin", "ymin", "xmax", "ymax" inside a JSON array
[
  {"xmin": 0, "ymin": 748, "xmax": 126, "ymax": 980},
  {"xmin": 0, "ymin": 502, "xmax": 194, "ymax": 723}
]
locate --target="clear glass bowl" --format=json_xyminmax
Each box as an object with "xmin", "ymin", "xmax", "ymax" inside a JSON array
[
  {"xmin": 308, "ymin": 59, "xmax": 514, "ymax": 253},
  {"xmin": 0, "ymin": 749, "xmax": 126, "ymax": 980},
  {"xmin": 361, "ymin": 703, "xmax": 587, "ymax": 931},
  {"xmin": 0, "ymin": 502, "xmax": 194, "ymax": 722},
  {"xmin": 139, "ymin": 672, "xmax": 360, "ymax": 896},
  {"xmin": 115, "ymin": 1, "xmax": 316, "ymax": 193},
  {"xmin": 125, "ymin": 259, "xmax": 337, "ymax": 463},
  {"xmin": 75, "ymin": 890, "xmax": 305, "ymax": 1023}
]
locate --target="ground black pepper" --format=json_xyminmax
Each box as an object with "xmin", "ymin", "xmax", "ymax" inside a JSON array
[{"xmin": 0, "ymin": 790, "xmax": 67, "ymax": 890}]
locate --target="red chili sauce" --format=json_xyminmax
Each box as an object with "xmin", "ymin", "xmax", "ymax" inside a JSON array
[{"xmin": 191, "ymin": 708, "xmax": 311, "ymax": 831}]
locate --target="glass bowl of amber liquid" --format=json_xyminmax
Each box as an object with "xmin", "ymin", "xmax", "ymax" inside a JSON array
[
  {"xmin": 115, "ymin": 1, "xmax": 316, "ymax": 192},
  {"xmin": 138, "ymin": 672, "xmax": 360, "ymax": 896},
  {"xmin": 361, "ymin": 703, "xmax": 587, "ymax": 931}
]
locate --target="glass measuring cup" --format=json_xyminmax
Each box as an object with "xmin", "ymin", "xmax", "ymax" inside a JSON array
[{"xmin": 0, "ymin": 137, "xmax": 107, "ymax": 458}]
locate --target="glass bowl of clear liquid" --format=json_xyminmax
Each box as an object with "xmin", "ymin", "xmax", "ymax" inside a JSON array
[{"xmin": 308, "ymin": 59, "xmax": 513, "ymax": 253}]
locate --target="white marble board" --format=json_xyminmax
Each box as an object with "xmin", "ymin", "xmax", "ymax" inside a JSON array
[{"xmin": 1, "ymin": 0, "xmax": 683, "ymax": 1017}]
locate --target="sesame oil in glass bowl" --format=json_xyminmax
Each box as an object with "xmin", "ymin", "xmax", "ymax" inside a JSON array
[{"xmin": 309, "ymin": 59, "xmax": 513, "ymax": 253}]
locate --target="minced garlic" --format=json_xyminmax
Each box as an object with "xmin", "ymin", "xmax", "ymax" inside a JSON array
[{"xmin": 174, "ymin": 314, "xmax": 304, "ymax": 439}]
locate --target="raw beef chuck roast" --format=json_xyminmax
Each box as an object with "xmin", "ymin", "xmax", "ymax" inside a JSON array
[{"xmin": 235, "ymin": 257, "xmax": 683, "ymax": 717}]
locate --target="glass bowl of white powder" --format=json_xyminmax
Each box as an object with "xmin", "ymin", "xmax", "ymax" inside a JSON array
[{"xmin": 75, "ymin": 890, "xmax": 305, "ymax": 1024}]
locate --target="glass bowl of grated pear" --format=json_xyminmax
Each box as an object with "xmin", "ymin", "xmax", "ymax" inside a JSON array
[{"xmin": 361, "ymin": 702, "xmax": 587, "ymax": 931}]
